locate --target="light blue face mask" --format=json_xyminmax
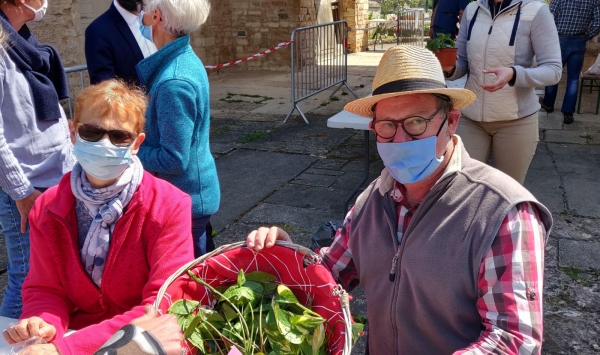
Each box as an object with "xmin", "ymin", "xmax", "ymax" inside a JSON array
[
  {"xmin": 73, "ymin": 134, "xmax": 133, "ymax": 180},
  {"xmin": 376, "ymin": 119, "xmax": 448, "ymax": 184},
  {"xmin": 139, "ymin": 11, "xmax": 153, "ymax": 42}
]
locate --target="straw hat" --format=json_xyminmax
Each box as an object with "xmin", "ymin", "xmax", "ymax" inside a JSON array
[{"xmin": 344, "ymin": 46, "xmax": 476, "ymax": 118}]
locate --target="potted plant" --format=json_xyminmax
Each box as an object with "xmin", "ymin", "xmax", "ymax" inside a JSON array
[{"xmin": 426, "ymin": 33, "xmax": 457, "ymax": 67}]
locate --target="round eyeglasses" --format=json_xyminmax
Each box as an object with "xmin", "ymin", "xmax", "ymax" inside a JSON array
[{"xmin": 372, "ymin": 107, "xmax": 443, "ymax": 139}]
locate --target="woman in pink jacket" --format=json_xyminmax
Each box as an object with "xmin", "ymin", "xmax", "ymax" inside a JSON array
[{"xmin": 2, "ymin": 80, "xmax": 193, "ymax": 355}]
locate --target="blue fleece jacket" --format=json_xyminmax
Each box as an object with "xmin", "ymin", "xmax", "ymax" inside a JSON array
[{"xmin": 136, "ymin": 35, "xmax": 220, "ymax": 218}]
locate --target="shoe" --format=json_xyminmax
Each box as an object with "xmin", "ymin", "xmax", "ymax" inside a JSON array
[
  {"xmin": 563, "ymin": 113, "xmax": 574, "ymax": 124},
  {"xmin": 540, "ymin": 100, "xmax": 554, "ymax": 113}
]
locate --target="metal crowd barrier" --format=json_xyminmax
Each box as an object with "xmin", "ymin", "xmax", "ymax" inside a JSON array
[
  {"xmin": 63, "ymin": 64, "xmax": 89, "ymax": 119},
  {"xmin": 396, "ymin": 9, "xmax": 425, "ymax": 47},
  {"xmin": 285, "ymin": 20, "xmax": 358, "ymax": 124}
]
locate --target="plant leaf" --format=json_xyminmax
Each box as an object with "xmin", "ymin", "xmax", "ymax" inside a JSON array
[
  {"xmin": 352, "ymin": 322, "xmax": 365, "ymax": 346},
  {"xmin": 187, "ymin": 330, "xmax": 205, "ymax": 353},
  {"xmin": 245, "ymin": 271, "xmax": 278, "ymax": 283},
  {"xmin": 275, "ymin": 307, "xmax": 304, "ymax": 344},
  {"xmin": 223, "ymin": 285, "xmax": 255, "ymax": 305},
  {"xmin": 299, "ymin": 338, "xmax": 314, "ymax": 355},
  {"xmin": 222, "ymin": 303, "xmax": 239, "ymax": 322},
  {"xmin": 312, "ymin": 324, "xmax": 326, "ymax": 353},
  {"xmin": 290, "ymin": 313, "xmax": 325, "ymax": 335},
  {"xmin": 244, "ymin": 280, "xmax": 265, "ymax": 297},
  {"xmin": 275, "ymin": 285, "xmax": 300, "ymax": 304},
  {"xmin": 168, "ymin": 299, "xmax": 200, "ymax": 315},
  {"xmin": 237, "ymin": 269, "xmax": 246, "ymax": 287},
  {"xmin": 266, "ymin": 329, "xmax": 299, "ymax": 355}
]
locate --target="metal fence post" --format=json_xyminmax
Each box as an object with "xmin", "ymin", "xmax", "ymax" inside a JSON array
[{"xmin": 285, "ymin": 21, "xmax": 357, "ymax": 124}]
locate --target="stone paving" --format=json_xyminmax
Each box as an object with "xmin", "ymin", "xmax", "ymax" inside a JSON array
[{"xmin": 0, "ymin": 46, "xmax": 599, "ymax": 354}]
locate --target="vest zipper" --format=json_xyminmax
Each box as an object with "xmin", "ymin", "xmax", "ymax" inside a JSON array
[
  {"xmin": 382, "ymin": 195, "xmax": 400, "ymax": 355},
  {"xmin": 389, "ymin": 247, "xmax": 400, "ymax": 282}
]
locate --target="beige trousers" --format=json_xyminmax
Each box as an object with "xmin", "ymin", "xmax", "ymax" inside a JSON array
[{"xmin": 456, "ymin": 113, "xmax": 539, "ymax": 184}]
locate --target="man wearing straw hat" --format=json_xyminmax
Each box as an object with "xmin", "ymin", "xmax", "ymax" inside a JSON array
[{"xmin": 247, "ymin": 45, "xmax": 553, "ymax": 354}]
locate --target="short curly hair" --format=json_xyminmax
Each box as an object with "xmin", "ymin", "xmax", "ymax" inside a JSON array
[{"xmin": 73, "ymin": 80, "xmax": 147, "ymax": 134}]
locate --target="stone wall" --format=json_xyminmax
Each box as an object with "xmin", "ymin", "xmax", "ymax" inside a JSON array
[
  {"xmin": 29, "ymin": 0, "xmax": 85, "ymax": 66},
  {"xmin": 24, "ymin": 0, "xmax": 370, "ymax": 73},
  {"xmin": 343, "ymin": 0, "xmax": 369, "ymax": 53},
  {"xmin": 191, "ymin": 0, "xmax": 318, "ymax": 71}
]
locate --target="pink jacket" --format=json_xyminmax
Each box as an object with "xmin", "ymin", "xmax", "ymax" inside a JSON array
[{"xmin": 21, "ymin": 171, "xmax": 194, "ymax": 355}]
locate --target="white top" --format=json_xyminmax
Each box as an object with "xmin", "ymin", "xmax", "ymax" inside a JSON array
[
  {"xmin": 113, "ymin": 0, "xmax": 157, "ymax": 58},
  {"xmin": 327, "ymin": 110, "xmax": 370, "ymax": 130}
]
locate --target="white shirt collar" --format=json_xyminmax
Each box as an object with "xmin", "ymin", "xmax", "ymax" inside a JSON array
[{"xmin": 113, "ymin": 0, "xmax": 139, "ymax": 27}]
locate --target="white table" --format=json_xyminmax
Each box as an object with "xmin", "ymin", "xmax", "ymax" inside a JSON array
[{"xmin": 327, "ymin": 110, "xmax": 371, "ymax": 212}]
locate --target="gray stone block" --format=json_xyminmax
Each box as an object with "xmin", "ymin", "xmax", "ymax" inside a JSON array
[
  {"xmin": 559, "ymin": 239, "xmax": 600, "ymax": 270},
  {"xmin": 239, "ymin": 203, "xmax": 342, "ymax": 247},
  {"xmin": 563, "ymin": 179, "xmax": 600, "ymax": 218},
  {"xmin": 292, "ymin": 173, "xmax": 338, "ymax": 188},
  {"xmin": 265, "ymin": 184, "xmax": 349, "ymax": 212},
  {"xmin": 547, "ymin": 143, "xmax": 600, "ymax": 181},
  {"xmin": 211, "ymin": 150, "xmax": 317, "ymax": 231},
  {"xmin": 523, "ymin": 169, "xmax": 564, "ymax": 213},
  {"xmin": 544, "ymin": 131, "xmax": 589, "ymax": 144}
]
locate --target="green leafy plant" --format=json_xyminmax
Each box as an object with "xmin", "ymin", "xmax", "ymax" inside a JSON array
[
  {"xmin": 425, "ymin": 33, "xmax": 456, "ymax": 52},
  {"xmin": 170, "ymin": 269, "xmax": 348, "ymax": 355}
]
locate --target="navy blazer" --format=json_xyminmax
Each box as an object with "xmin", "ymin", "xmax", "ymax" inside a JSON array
[{"xmin": 84, "ymin": 4, "xmax": 144, "ymax": 85}]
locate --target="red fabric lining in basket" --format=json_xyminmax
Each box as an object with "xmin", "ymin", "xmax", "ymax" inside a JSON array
[{"xmin": 157, "ymin": 246, "xmax": 348, "ymax": 355}]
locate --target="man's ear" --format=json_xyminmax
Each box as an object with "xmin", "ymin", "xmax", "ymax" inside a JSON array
[{"xmin": 446, "ymin": 109, "xmax": 461, "ymax": 135}]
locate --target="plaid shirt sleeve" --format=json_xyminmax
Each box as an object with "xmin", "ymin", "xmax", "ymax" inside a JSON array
[
  {"xmin": 588, "ymin": 2, "xmax": 600, "ymax": 40},
  {"xmin": 320, "ymin": 208, "xmax": 360, "ymax": 292},
  {"xmin": 454, "ymin": 202, "xmax": 547, "ymax": 355},
  {"xmin": 549, "ymin": 0, "xmax": 559, "ymax": 17}
]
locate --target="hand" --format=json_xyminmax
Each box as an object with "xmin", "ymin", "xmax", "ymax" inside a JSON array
[
  {"xmin": 3, "ymin": 317, "xmax": 56, "ymax": 344},
  {"xmin": 131, "ymin": 305, "xmax": 182, "ymax": 355},
  {"xmin": 442, "ymin": 65, "xmax": 456, "ymax": 76},
  {"xmin": 16, "ymin": 344, "xmax": 60, "ymax": 355},
  {"xmin": 15, "ymin": 189, "xmax": 42, "ymax": 233},
  {"xmin": 246, "ymin": 226, "xmax": 292, "ymax": 252},
  {"xmin": 428, "ymin": 27, "xmax": 433, "ymax": 39},
  {"xmin": 481, "ymin": 67, "xmax": 514, "ymax": 92}
]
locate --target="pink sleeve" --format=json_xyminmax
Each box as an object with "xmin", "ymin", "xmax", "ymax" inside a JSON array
[
  {"xmin": 53, "ymin": 196, "xmax": 194, "ymax": 355},
  {"xmin": 21, "ymin": 201, "xmax": 74, "ymax": 340}
]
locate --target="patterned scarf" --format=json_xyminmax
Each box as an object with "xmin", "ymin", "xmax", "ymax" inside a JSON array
[{"xmin": 71, "ymin": 156, "xmax": 143, "ymax": 287}]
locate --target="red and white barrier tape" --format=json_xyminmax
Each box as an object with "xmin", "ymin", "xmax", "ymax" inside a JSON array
[
  {"xmin": 204, "ymin": 40, "xmax": 293, "ymax": 70},
  {"xmin": 347, "ymin": 27, "xmax": 378, "ymax": 31}
]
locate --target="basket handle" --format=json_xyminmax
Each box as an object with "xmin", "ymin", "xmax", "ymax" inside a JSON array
[{"xmin": 153, "ymin": 241, "xmax": 354, "ymax": 355}]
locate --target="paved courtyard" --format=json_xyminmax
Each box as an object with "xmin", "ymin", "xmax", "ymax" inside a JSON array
[{"xmin": 0, "ymin": 46, "xmax": 599, "ymax": 354}]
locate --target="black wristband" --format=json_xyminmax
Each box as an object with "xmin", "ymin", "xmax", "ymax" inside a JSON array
[{"xmin": 508, "ymin": 67, "xmax": 516, "ymax": 86}]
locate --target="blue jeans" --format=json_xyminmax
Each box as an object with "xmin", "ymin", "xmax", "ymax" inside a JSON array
[
  {"xmin": 192, "ymin": 215, "xmax": 215, "ymax": 258},
  {"xmin": 0, "ymin": 191, "xmax": 30, "ymax": 318},
  {"xmin": 544, "ymin": 35, "xmax": 587, "ymax": 114}
]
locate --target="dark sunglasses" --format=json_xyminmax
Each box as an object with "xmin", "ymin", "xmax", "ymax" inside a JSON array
[{"xmin": 77, "ymin": 124, "xmax": 136, "ymax": 147}]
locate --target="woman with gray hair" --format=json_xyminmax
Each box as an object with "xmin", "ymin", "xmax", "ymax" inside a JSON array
[{"xmin": 136, "ymin": 0, "xmax": 220, "ymax": 257}]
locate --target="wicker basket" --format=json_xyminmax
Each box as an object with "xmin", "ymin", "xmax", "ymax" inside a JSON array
[{"xmin": 154, "ymin": 241, "xmax": 353, "ymax": 355}]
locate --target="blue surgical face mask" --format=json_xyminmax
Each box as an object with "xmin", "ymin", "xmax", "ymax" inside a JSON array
[
  {"xmin": 73, "ymin": 134, "xmax": 133, "ymax": 180},
  {"xmin": 139, "ymin": 11, "xmax": 153, "ymax": 42},
  {"xmin": 376, "ymin": 119, "xmax": 448, "ymax": 184}
]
